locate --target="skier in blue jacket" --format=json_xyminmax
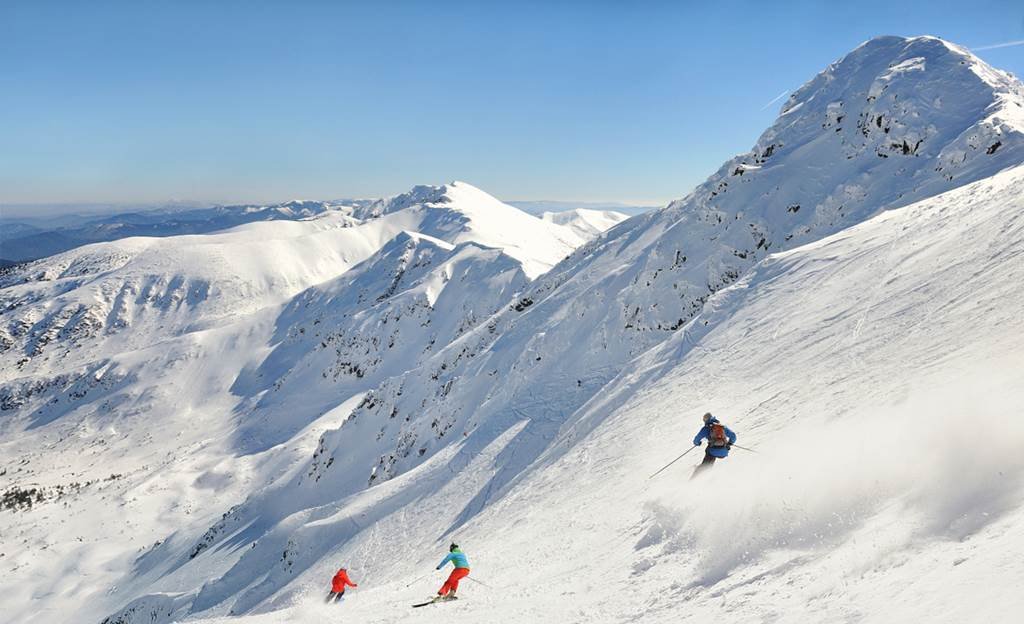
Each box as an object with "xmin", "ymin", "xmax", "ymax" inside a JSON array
[
  {"xmin": 692, "ymin": 412, "xmax": 737, "ymax": 477},
  {"xmin": 435, "ymin": 543, "xmax": 470, "ymax": 599}
]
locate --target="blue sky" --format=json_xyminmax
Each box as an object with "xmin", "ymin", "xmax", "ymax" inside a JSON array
[{"xmin": 2, "ymin": 0, "xmax": 1022, "ymax": 208}]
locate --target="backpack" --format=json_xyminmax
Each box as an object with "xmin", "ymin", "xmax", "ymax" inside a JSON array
[{"xmin": 709, "ymin": 423, "xmax": 729, "ymax": 448}]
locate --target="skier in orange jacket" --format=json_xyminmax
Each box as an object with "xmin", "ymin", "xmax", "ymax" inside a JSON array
[{"xmin": 326, "ymin": 567, "xmax": 358, "ymax": 603}]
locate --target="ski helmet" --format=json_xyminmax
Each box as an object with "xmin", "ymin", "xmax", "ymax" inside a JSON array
[
  {"xmin": 449, "ymin": 542, "xmax": 459, "ymax": 552},
  {"xmin": 702, "ymin": 412, "xmax": 713, "ymax": 423}
]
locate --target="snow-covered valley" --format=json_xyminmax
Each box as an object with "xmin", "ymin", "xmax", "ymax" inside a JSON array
[{"xmin": 2, "ymin": 35, "xmax": 1023, "ymax": 624}]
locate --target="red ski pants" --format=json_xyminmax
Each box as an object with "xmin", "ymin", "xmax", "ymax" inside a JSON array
[{"xmin": 438, "ymin": 567, "xmax": 470, "ymax": 595}]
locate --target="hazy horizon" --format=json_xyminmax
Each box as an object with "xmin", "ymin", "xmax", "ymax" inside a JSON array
[{"xmin": 0, "ymin": 195, "xmax": 662, "ymax": 220}]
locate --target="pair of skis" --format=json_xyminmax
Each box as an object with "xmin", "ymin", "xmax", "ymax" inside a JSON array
[{"xmin": 412, "ymin": 595, "xmax": 459, "ymax": 608}]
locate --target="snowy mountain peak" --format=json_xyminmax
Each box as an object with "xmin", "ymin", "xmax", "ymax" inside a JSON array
[
  {"xmin": 348, "ymin": 181, "xmax": 585, "ymax": 277},
  {"xmin": 665, "ymin": 34, "xmax": 1024, "ymax": 227},
  {"xmin": 766, "ymin": 34, "xmax": 1023, "ymax": 174},
  {"xmin": 353, "ymin": 180, "xmax": 543, "ymax": 225},
  {"xmin": 353, "ymin": 181, "xmax": 481, "ymax": 219},
  {"xmin": 850, "ymin": 35, "xmax": 1022, "ymax": 96},
  {"xmin": 274, "ymin": 199, "xmax": 333, "ymax": 215},
  {"xmin": 785, "ymin": 34, "xmax": 1023, "ymax": 104}
]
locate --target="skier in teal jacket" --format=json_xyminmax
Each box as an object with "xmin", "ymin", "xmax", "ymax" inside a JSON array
[{"xmin": 436, "ymin": 543, "xmax": 470, "ymax": 598}]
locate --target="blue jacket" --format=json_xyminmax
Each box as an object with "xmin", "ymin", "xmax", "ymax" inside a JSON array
[
  {"xmin": 693, "ymin": 418, "xmax": 737, "ymax": 458},
  {"xmin": 437, "ymin": 549, "xmax": 470, "ymax": 570}
]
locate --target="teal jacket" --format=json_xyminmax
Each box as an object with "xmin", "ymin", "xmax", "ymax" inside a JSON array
[{"xmin": 437, "ymin": 549, "xmax": 469, "ymax": 570}]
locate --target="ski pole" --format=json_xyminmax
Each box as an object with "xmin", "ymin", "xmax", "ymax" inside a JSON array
[
  {"xmin": 467, "ymin": 576, "xmax": 494, "ymax": 589},
  {"xmin": 730, "ymin": 443, "xmax": 757, "ymax": 453},
  {"xmin": 648, "ymin": 445, "xmax": 698, "ymax": 479},
  {"xmin": 404, "ymin": 573, "xmax": 430, "ymax": 588}
]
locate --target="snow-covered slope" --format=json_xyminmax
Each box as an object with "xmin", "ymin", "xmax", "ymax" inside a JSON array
[
  {"xmin": 0, "ymin": 182, "xmax": 609, "ymax": 624},
  {"xmin": 0, "ymin": 212, "xmax": 369, "ymax": 376},
  {"xmin": 65, "ymin": 35, "xmax": 1024, "ymax": 624},
  {"xmin": 294, "ymin": 34, "xmax": 1024, "ymax": 504},
  {"xmin": 131, "ymin": 157, "xmax": 1024, "ymax": 624},
  {"xmin": 227, "ymin": 231, "xmax": 535, "ymax": 454}
]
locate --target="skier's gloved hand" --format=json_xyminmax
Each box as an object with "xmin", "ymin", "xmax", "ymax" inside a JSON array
[{"xmin": 694, "ymin": 441, "xmax": 701, "ymax": 446}]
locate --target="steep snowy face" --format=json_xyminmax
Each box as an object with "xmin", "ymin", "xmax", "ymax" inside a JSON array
[
  {"xmin": 231, "ymin": 232, "xmax": 532, "ymax": 450},
  {"xmin": 576, "ymin": 34, "xmax": 1024, "ymax": 339},
  {"xmin": 439, "ymin": 163, "xmax": 1024, "ymax": 624},
  {"xmin": 278, "ymin": 233, "xmax": 530, "ymax": 388},
  {"xmin": 309, "ymin": 36, "xmax": 1024, "ymax": 495}
]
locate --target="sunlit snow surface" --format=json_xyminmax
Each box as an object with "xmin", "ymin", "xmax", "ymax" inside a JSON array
[
  {"xmin": 196, "ymin": 162, "xmax": 1024, "ymax": 624},
  {"xmin": 2, "ymin": 35, "xmax": 1023, "ymax": 624},
  {"xmin": 0, "ymin": 183, "xmax": 594, "ymax": 623}
]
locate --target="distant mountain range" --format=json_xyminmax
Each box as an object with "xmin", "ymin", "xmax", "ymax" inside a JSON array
[
  {"xmin": 509, "ymin": 199, "xmax": 658, "ymax": 216},
  {"xmin": 0, "ymin": 200, "xmax": 370, "ymax": 265},
  {"xmin": 0, "ymin": 198, "xmax": 638, "ymax": 266}
]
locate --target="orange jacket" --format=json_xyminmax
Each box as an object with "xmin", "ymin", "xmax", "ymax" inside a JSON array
[{"xmin": 331, "ymin": 568, "xmax": 357, "ymax": 593}]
